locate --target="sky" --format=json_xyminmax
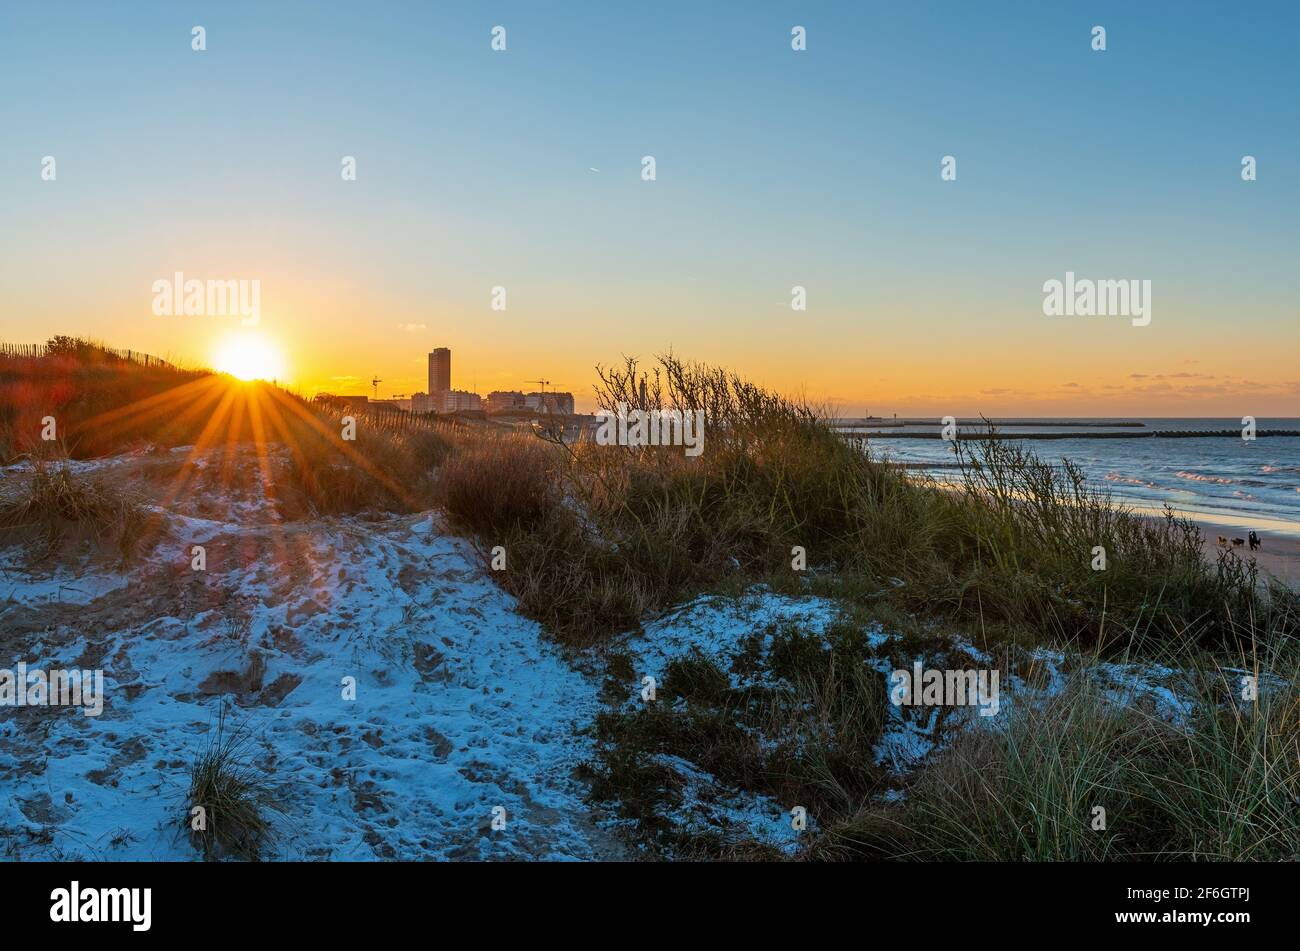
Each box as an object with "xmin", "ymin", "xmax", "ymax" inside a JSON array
[{"xmin": 1, "ymin": 1, "xmax": 1297, "ymax": 415}]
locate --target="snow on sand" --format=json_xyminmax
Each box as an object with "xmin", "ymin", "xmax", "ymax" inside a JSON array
[{"xmin": 1, "ymin": 451, "xmax": 619, "ymax": 860}]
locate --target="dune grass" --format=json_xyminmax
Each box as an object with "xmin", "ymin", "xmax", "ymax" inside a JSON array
[
  {"xmin": 278, "ymin": 403, "xmax": 453, "ymax": 516},
  {"xmin": 7, "ymin": 340, "xmax": 1294, "ymax": 861},
  {"xmin": 1, "ymin": 337, "xmax": 210, "ymax": 462},
  {"xmin": 7, "ymin": 341, "xmax": 1279, "ymax": 646},
  {"xmin": 429, "ymin": 354, "xmax": 1296, "ymax": 860},
  {"xmin": 811, "ymin": 625, "xmax": 1299, "ymax": 862},
  {"xmin": 583, "ymin": 607, "xmax": 1298, "ymax": 862},
  {"xmin": 435, "ymin": 353, "xmax": 1288, "ymax": 652},
  {"xmin": 1, "ymin": 337, "xmax": 456, "ymax": 519},
  {"xmin": 584, "ymin": 620, "xmax": 889, "ymax": 856},
  {"xmin": 184, "ymin": 706, "xmax": 280, "ymax": 861},
  {"xmin": 0, "ymin": 456, "xmax": 148, "ymax": 563}
]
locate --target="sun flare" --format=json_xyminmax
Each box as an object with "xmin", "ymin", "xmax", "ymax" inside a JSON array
[{"xmin": 213, "ymin": 334, "xmax": 284, "ymax": 382}]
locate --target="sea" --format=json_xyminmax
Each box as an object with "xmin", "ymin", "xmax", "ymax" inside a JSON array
[{"xmin": 843, "ymin": 418, "xmax": 1300, "ymax": 535}]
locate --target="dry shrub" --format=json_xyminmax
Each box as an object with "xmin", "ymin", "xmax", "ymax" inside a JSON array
[
  {"xmin": 0, "ymin": 458, "xmax": 148, "ymax": 562},
  {"xmin": 437, "ymin": 433, "xmax": 562, "ymax": 536}
]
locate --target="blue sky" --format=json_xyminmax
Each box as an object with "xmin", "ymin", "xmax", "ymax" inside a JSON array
[{"xmin": 1, "ymin": 1, "xmax": 1296, "ymax": 413}]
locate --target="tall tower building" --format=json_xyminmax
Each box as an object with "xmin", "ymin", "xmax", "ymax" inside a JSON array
[{"xmin": 428, "ymin": 348, "xmax": 451, "ymax": 395}]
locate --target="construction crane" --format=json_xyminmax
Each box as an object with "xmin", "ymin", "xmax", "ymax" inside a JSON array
[
  {"xmin": 371, "ymin": 375, "xmax": 382, "ymax": 399},
  {"xmin": 527, "ymin": 379, "xmax": 551, "ymax": 393}
]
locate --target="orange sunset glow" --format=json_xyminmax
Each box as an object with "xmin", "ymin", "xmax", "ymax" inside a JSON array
[{"xmin": 3, "ymin": 0, "xmax": 1299, "ymax": 890}]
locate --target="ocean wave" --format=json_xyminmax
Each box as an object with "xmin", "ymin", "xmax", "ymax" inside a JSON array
[
  {"xmin": 1104, "ymin": 471, "xmax": 1155, "ymax": 487},
  {"xmin": 1174, "ymin": 470, "xmax": 1234, "ymax": 485},
  {"xmin": 1261, "ymin": 465, "xmax": 1300, "ymax": 474}
]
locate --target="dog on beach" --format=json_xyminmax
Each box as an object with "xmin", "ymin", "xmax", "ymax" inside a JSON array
[
  {"xmin": 1231, "ymin": 537, "xmax": 1246, "ymax": 548},
  {"xmin": 1217, "ymin": 535, "xmax": 1229, "ymax": 547}
]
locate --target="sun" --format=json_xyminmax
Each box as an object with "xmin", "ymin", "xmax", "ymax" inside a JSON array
[{"xmin": 213, "ymin": 334, "xmax": 284, "ymax": 382}]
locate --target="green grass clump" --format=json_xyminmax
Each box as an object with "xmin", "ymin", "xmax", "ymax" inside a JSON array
[
  {"xmin": 1140, "ymin": 648, "xmax": 1300, "ymax": 860},
  {"xmin": 586, "ymin": 621, "xmax": 888, "ymax": 858},
  {"xmin": 814, "ymin": 630, "xmax": 1300, "ymax": 862},
  {"xmin": 590, "ymin": 606, "xmax": 1298, "ymax": 862}
]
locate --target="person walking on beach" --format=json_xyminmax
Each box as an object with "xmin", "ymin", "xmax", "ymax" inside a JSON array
[{"xmin": 1248, "ymin": 530, "xmax": 1260, "ymax": 551}]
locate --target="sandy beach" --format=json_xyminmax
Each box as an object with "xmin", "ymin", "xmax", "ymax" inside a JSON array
[
  {"xmin": 1194, "ymin": 518, "xmax": 1300, "ymax": 587},
  {"xmin": 1141, "ymin": 511, "xmax": 1300, "ymax": 587},
  {"xmin": 926, "ymin": 483, "xmax": 1300, "ymax": 587}
]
